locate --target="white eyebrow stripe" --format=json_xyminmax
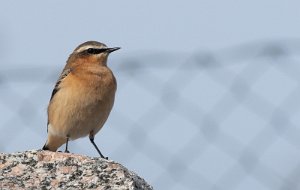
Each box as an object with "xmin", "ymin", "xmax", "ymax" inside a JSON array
[{"xmin": 75, "ymin": 45, "xmax": 105, "ymax": 53}]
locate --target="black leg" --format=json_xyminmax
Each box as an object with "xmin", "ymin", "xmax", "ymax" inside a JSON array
[
  {"xmin": 65, "ymin": 137, "xmax": 70, "ymax": 153},
  {"xmin": 89, "ymin": 136, "xmax": 107, "ymax": 159}
]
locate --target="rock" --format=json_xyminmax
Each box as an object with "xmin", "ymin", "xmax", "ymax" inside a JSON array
[{"xmin": 0, "ymin": 150, "xmax": 153, "ymax": 190}]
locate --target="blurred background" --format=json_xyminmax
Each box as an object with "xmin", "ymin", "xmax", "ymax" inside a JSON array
[{"xmin": 1, "ymin": 1, "xmax": 300, "ymax": 190}]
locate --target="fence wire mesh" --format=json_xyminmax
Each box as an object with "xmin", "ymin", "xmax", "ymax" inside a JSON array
[{"xmin": 1, "ymin": 41, "xmax": 300, "ymax": 190}]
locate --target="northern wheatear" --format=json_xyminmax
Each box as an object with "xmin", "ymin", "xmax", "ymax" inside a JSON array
[{"xmin": 42, "ymin": 41, "xmax": 120, "ymax": 158}]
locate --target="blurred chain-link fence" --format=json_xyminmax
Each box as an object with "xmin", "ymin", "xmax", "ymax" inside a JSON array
[{"xmin": 1, "ymin": 41, "xmax": 300, "ymax": 190}]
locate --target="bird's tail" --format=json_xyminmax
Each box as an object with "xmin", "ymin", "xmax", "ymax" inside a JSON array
[
  {"xmin": 42, "ymin": 135, "xmax": 67, "ymax": 151},
  {"xmin": 42, "ymin": 143, "xmax": 50, "ymax": 150}
]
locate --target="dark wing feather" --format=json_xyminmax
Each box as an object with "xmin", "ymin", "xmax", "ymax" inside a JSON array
[
  {"xmin": 50, "ymin": 68, "xmax": 72, "ymax": 101},
  {"xmin": 47, "ymin": 68, "xmax": 71, "ymax": 133}
]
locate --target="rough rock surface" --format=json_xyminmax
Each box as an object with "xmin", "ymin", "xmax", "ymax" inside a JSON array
[{"xmin": 0, "ymin": 150, "xmax": 153, "ymax": 190}]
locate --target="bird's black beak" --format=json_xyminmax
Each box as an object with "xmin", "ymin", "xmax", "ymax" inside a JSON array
[{"xmin": 106, "ymin": 47, "xmax": 121, "ymax": 53}]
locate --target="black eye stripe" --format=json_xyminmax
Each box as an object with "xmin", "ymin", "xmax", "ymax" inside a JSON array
[{"xmin": 86, "ymin": 48, "xmax": 106, "ymax": 54}]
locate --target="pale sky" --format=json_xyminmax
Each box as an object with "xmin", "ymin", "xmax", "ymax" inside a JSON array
[{"xmin": 1, "ymin": 0, "xmax": 300, "ymax": 66}]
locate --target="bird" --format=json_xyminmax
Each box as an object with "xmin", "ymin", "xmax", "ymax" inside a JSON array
[{"xmin": 42, "ymin": 41, "xmax": 120, "ymax": 159}]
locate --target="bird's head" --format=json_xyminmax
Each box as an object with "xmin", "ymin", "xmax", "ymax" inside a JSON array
[{"xmin": 68, "ymin": 41, "xmax": 120, "ymax": 66}]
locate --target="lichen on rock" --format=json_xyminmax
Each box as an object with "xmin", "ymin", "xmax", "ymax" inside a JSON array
[{"xmin": 0, "ymin": 150, "xmax": 153, "ymax": 190}]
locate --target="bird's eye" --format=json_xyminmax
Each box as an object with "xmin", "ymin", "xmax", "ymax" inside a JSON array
[
  {"xmin": 86, "ymin": 48, "xmax": 106, "ymax": 54},
  {"xmin": 87, "ymin": 48, "xmax": 98, "ymax": 54}
]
